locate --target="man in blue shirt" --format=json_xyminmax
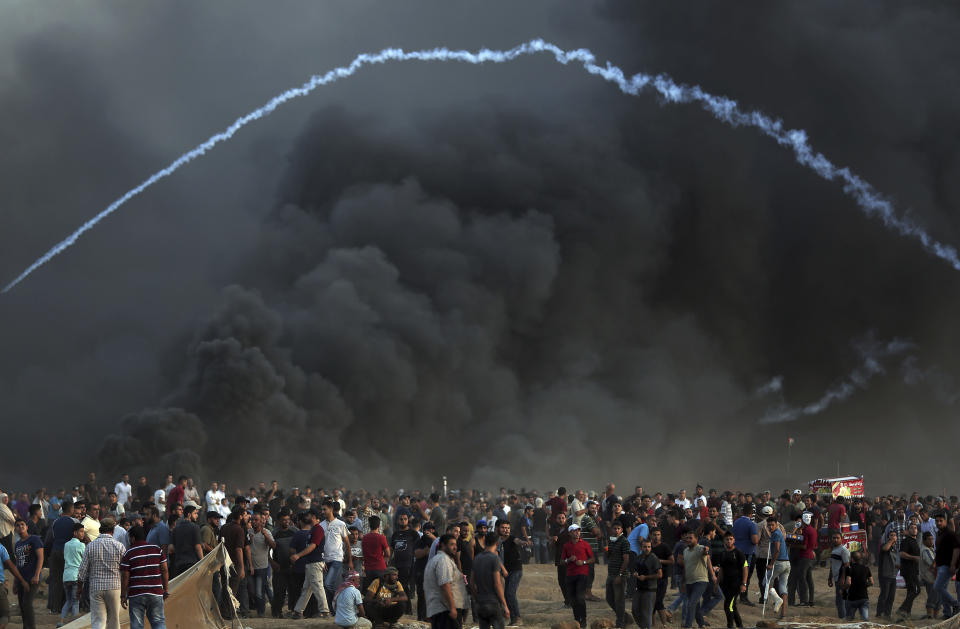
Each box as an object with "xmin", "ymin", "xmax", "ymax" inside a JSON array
[
  {"xmin": 628, "ymin": 517, "xmax": 651, "ymax": 555},
  {"xmin": 764, "ymin": 517, "xmax": 791, "ymax": 619},
  {"xmin": 1, "ymin": 540, "xmax": 31, "ymax": 628},
  {"xmin": 731, "ymin": 505, "xmax": 759, "ymax": 606},
  {"xmin": 14, "ymin": 519, "xmax": 44, "ymax": 629}
]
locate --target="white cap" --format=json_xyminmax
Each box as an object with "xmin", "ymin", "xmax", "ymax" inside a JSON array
[
  {"xmin": 793, "ymin": 489, "xmax": 802, "ymax": 495},
  {"xmin": 761, "ymin": 506, "xmax": 774, "ymax": 515},
  {"xmin": 568, "ymin": 524, "xmax": 581, "ymax": 531}
]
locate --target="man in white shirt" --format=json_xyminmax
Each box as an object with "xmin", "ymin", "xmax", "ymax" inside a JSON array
[
  {"xmin": 153, "ymin": 489, "xmax": 167, "ymax": 516},
  {"xmin": 676, "ymin": 490, "xmax": 692, "ymax": 510},
  {"xmin": 205, "ymin": 482, "xmax": 223, "ymax": 512},
  {"xmin": 321, "ymin": 499, "xmax": 353, "ymax": 603},
  {"xmin": 183, "ymin": 478, "xmax": 201, "ymax": 506},
  {"xmin": 570, "ymin": 490, "xmax": 587, "ymax": 526},
  {"xmin": 113, "ymin": 474, "xmax": 132, "ymax": 508}
]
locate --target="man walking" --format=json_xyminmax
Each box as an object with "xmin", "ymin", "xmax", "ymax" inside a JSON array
[
  {"xmin": 679, "ymin": 530, "xmax": 717, "ymax": 629},
  {"xmin": 561, "ymin": 523, "xmax": 595, "ymax": 629},
  {"xmin": 764, "ymin": 516, "xmax": 791, "ymax": 619},
  {"xmin": 497, "ymin": 519, "xmax": 529, "ymax": 625},
  {"xmin": 171, "ymin": 505, "xmax": 203, "ymax": 577},
  {"xmin": 933, "ymin": 512, "xmax": 960, "ymax": 618},
  {"xmin": 715, "ymin": 532, "xmax": 747, "ymax": 629},
  {"xmin": 120, "ymin": 525, "xmax": 169, "ymax": 629},
  {"xmin": 78, "ymin": 517, "xmax": 126, "ymax": 629},
  {"xmin": 322, "ymin": 500, "xmax": 353, "ymax": 608},
  {"xmin": 289, "ymin": 509, "xmax": 331, "ymax": 619},
  {"xmin": 471, "ymin": 531, "xmax": 510, "ymax": 629}
]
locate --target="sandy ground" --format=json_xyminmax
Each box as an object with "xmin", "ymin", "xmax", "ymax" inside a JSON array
[{"xmin": 4, "ymin": 562, "xmax": 947, "ymax": 628}]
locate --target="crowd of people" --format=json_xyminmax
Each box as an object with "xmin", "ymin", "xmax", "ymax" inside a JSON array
[{"xmin": 3, "ymin": 476, "xmax": 960, "ymax": 629}]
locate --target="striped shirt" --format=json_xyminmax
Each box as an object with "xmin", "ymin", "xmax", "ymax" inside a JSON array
[
  {"xmin": 78, "ymin": 533, "xmax": 126, "ymax": 591},
  {"xmin": 120, "ymin": 541, "xmax": 167, "ymax": 598}
]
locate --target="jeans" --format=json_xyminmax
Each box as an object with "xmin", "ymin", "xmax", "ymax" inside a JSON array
[
  {"xmin": 252, "ymin": 567, "xmax": 270, "ymax": 615},
  {"xmin": 632, "ymin": 590, "xmax": 656, "ymax": 628},
  {"xmin": 324, "ymin": 560, "xmax": 344, "ymax": 609},
  {"xmin": 567, "ymin": 574, "xmax": 589, "ymax": 626},
  {"xmin": 295, "ymin": 561, "xmax": 330, "ymax": 614},
  {"xmin": 16, "ymin": 582, "xmax": 38, "ymax": 629},
  {"xmin": 667, "ymin": 588, "xmax": 686, "ymax": 613},
  {"xmin": 505, "ymin": 570, "xmax": 522, "ymax": 621},
  {"xmin": 935, "ymin": 565, "xmax": 959, "ymax": 615},
  {"xmin": 683, "ymin": 581, "xmax": 708, "ymax": 628},
  {"xmin": 768, "ymin": 560, "xmax": 790, "ymax": 596},
  {"xmin": 605, "ymin": 575, "xmax": 626, "ymax": 627},
  {"xmin": 833, "ymin": 585, "xmax": 846, "ymax": 619},
  {"xmin": 431, "ymin": 610, "xmax": 460, "ymax": 629},
  {"xmin": 532, "ymin": 532, "xmax": 550, "ymax": 564},
  {"xmin": 877, "ymin": 576, "xmax": 897, "ymax": 616},
  {"xmin": 847, "ymin": 598, "xmax": 869, "ymax": 620},
  {"xmin": 128, "ymin": 594, "xmax": 166, "ymax": 629},
  {"xmin": 62, "ymin": 580, "xmax": 80, "ymax": 620},
  {"xmin": 743, "ymin": 553, "xmax": 756, "ymax": 596},
  {"xmin": 90, "ymin": 588, "xmax": 122, "ymax": 629}
]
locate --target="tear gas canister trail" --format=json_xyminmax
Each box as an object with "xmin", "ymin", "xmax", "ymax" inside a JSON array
[{"xmin": 4, "ymin": 39, "xmax": 956, "ymax": 293}]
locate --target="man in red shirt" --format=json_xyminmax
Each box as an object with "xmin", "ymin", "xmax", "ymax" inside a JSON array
[
  {"xmin": 561, "ymin": 523, "xmax": 595, "ymax": 629},
  {"xmin": 827, "ymin": 497, "xmax": 847, "ymax": 532},
  {"xmin": 547, "ymin": 488, "xmax": 569, "ymax": 525},
  {"xmin": 166, "ymin": 476, "xmax": 188, "ymax": 509},
  {"xmin": 361, "ymin": 516, "xmax": 391, "ymax": 590}
]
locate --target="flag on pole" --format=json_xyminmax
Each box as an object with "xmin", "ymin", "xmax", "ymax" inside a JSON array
[{"xmin": 788, "ymin": 437, "xmax": 795, "ymax": 446}]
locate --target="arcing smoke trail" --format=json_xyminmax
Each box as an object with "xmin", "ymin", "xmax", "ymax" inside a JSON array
[
  {"xmin": 3, "ymin": 39, "xmax": 958, "ymax": 293},
  {"xmin": 758, "ymin": 337, "xmax": 914, "ymax": 424}
]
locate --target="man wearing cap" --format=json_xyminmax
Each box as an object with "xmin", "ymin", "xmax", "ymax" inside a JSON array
[
  {"xmin": 78, "ymin": 517, "xmax": 126, "ymax": 629},
  {"xmin": 561, "ymin": 523, "xmax": 595, "ymax": 629},
  {"xmin": 365, "ymin": 566, "xmax": 408, "ymax": 627}
]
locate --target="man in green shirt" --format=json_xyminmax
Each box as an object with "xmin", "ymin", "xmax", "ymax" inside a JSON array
[{"xmin": 680, "ymin": 531, "xmax": 717, "ymax": 629}]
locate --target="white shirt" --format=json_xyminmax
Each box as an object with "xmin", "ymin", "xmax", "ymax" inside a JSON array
[
  {"xmin": 321, "ymin": 518, "xmax": 348, "ymax": 562},
  {"xmin": 114, "ymin": 481, "xmax": 132, "ymax": 506},
  {"xmin": 205, "ymin": 490, "xmax": 222, "ymax": 510},
  {"xmin": 570, "ymin": 499, "xmax": 585, "ymax": 525},
  {"xmin": 218, "ymin": 502, "xmax": 231, "ymax": 519},
  {"xmin": 676, "ymin": 498, "xmax": 692, "ymax": 510},
  {"xmin": 153, "ymin": 489, "xmax": 167, "ymax": 514}
]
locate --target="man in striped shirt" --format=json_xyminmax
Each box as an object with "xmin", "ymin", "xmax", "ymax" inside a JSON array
[
  {"xmin": 120, "ymin": 525, "xmax": 169, "ymax": 629},
  {"xmin": 78, "ymin": 517, "xmax": 127, "ymax": 629}
]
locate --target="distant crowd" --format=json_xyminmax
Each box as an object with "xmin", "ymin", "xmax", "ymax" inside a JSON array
[{"xmin": 3, "ymin": 476, "xmax": 960, "ymax": 629}]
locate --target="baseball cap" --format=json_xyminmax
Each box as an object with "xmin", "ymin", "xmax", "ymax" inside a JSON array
[
  {"xmin": 476, "ymin": 519, "xmax": 488, "ymax": 527},
  {"xmin": 793, "ymin": 489, "xmax": 802, "ymax": 495},
  {"xmin": 761, "ymin": 506, "xmax": 774, "ymax": 515},
  {"xmin": 206, "ymin": 511, "xmax": 222, "ymax": 520},
  {"xmin": 568, "ymin": 523, "xmax": 581, "ymax": 531}
]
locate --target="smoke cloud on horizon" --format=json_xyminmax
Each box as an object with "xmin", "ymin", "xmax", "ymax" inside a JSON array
[{"xmin": 2, "ymin": 2, "xmax": 960, "ymax": 494}]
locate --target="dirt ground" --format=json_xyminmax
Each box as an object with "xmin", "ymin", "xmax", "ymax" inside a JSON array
[{"xmin": 5, "ymin": 562, "xmax": 946, "ymax": 628}]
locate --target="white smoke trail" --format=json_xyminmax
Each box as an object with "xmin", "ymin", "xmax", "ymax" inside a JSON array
[
  {"xmin": 4, "ymin": 38, "xmax": 958, "ymax": 293},
  {"xmin": 759, "ymin": 337, "xmax": 914, "ymax": 424}
]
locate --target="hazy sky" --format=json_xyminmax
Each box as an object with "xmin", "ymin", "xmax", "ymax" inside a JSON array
[{"xmin": 2, "ymin": 2, "xmax": 959, "ymax": 494}]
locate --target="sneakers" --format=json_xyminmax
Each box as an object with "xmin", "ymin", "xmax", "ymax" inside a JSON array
[{"xmin": 285, "ymin": 610, "xmax": 303, "ymax": 619}]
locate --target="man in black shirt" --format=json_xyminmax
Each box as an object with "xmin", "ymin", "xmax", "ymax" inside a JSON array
[
  {"xmin": 550, "ymin": 512, "xmax": 572, "ymax": 606},
  {"xmin": 497, "ymin": 520, "xmax": 529, "ymax": 625},
  {"xmin": 715, "ymin": 532, "xmax": 747, "ymax": 628},
  {"xmin": 271, "ymin": 511, "xmax": 297, "ymax": 618},
  {"xmin": 606, "ymin": 521, "xmax": 630, "ymax": 628},
  {"xmin": 934, "ymin": 512, "xmax": 960, "ymax": 617},
  {"xmin": 172, "ymin": 505, "xmax": 203, "ymax": 577},
  {"xmin": 650, "ymin": 528, "xmax": 674, "ymax": 625},
  {"xmin": 632, "ymin": 539, "xmax": 661, "ymax": 629},
  {"xmin": 390, "ymin": 513, "xmax": 417, "ymax": 615},
  {"xmin": 897, "ymin": 523, "xmax": 921, "ymax": 619},
  {"xmin": 844, "ymin": 552, "xmax": 873, "ymax": 620}
]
